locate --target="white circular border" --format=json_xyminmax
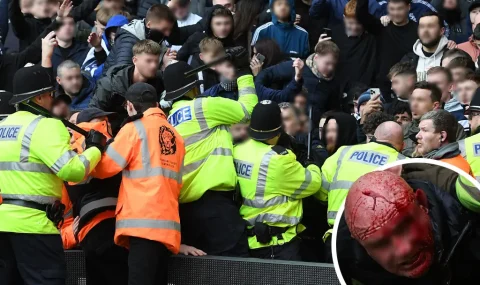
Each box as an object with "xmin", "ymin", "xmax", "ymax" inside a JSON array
[{"xmin": 331, "ymin": 158, "xmax": 480, "ymax": 285}]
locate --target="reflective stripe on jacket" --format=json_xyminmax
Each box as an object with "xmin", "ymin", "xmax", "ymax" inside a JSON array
[
  {"xmin": 316, "ymin": 142, "xmax": 405, "ymax": 226},
  {"xmin": 92, "ymin": 108, "xmax": 185, "ymax": 254},
  {"xmin": 0, "ymin": 111, "xmax": 101, "ymax": 234},
  {"xmin": 168, "ymin": 74, "xmax": 258, "ymax": 203},
  {"xmin": 457, "ymin": 135, "xmax": 480, "ymax": 212},
  {"xmin": 233, "ymin": 139, "xmax": 322, "ymax": 249}
]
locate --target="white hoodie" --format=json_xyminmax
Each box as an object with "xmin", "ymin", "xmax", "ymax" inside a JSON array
[{"xmin": 413, "ymin": 35, "xmax": 449, "ymax": 81}]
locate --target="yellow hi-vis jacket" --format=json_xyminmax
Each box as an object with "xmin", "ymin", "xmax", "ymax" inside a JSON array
[
  {"xmin": 0, "ymin": 111, "xmax": 101, "ymax": 234},
  {"xmin": 233, "ymin": 139, "xmax": 322, "ymax": 249},
  {"xmin": 168, "ymin": 74, "xmax": 258, "ymax": 203},
  {"xmin": 316, "ymin": 142, "xmax": 405, "ymax": 226},
  {"xmin": 457, "ymin": 135, "xmax": 480, "ymax": 212}
]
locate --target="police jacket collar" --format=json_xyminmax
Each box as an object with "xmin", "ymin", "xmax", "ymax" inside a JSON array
[{"xmin": 369, "ymin": 138, "xmax": 399, "ymax": 153}]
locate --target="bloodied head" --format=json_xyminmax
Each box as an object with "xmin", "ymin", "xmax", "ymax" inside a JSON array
[{"xmin": 344, "ymin": 171, "xmax": 434, "ymax": 278}]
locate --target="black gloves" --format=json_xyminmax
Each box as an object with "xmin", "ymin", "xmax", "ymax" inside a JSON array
[
  {"xmin": 226, "ymin": 46, "xmax": 251, "ymax": 75},
  {"xmin": 85, "ymin": 130, "xmax": 107, "ymax": 153}
]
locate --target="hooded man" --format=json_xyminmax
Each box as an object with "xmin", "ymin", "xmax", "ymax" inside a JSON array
[
  {"xmin": 402, "ymin": 12, "xmax": 449, "ymax": 81},
  {"xmin": 82, "ymin": 14, "xmax": 129, "ymax": 82},
  {"xmin": 252, "ymin": 0, "xmax": 310, "ymax": 58},
  {"xmin": 338, "ymin": 170, "xmax": 480, "ymax": 285}
]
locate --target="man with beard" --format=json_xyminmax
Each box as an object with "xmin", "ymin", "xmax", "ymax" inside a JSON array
[
  {"xmin": 337, "ymin": 170, "xmax": 480, "ymax": 285},
  {"xmin": 316, "ymin": 121, "xmax": 405, "ymax": 261},
  {"xmin": 402, "ymin": 12, "xmax": 449, "ymax": 81}
]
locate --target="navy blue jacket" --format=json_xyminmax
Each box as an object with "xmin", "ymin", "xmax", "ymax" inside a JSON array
[
  {"xmin": 252, "ymin": 0, "xmax": 310, "ymax": 58},
  {"xmin": 256, "ymin": 59, "xmax": 342, "ymax": 125},
  {"xmin": 52, "ymin": 40, "xmax": 89, "ymax": 78},
  {"xmin": 203, "ymin": 77, "xmax": 303, "ymax": 103}
]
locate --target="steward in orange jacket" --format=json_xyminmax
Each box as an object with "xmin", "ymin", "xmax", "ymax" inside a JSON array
[
  {"xmin": 92, "ymin": 83, "xmax": 185, "ymax": 285},
  {"xmin": 62, "ymin": 108, "xmax": 129, "ymax": 285}
]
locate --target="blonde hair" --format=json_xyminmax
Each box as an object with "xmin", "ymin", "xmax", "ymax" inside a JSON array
[
  {"xmin": 344, "ymin": 0, "xmax": 356, "ymax": 18},
  {"xmin": 96, "ymin": 7, "xmax": 114, "ymax": 26},
  {"xmin": 133, "ymin": 40, "xmax": 162, "ymax": 56},
  {"xmin": 199, "ymin": 37, "xmax": 224, "ymax": 55}
]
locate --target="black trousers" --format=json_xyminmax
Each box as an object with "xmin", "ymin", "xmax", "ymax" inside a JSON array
[
  {"xmin": 0, "ymin": 232, "xmax": 66, "ymax": 285},
  {"xmin": 80, "ymin": 218, "xmax": 129, "ymax": 285},
  {"xmin": 128, "ymin": 237, "xmax": 171, "ymax": 285},
  {"xmin": 179, "ymin": 190, "xmax": 249, "ymax": 257},
  {"xmin": 249, "ymin": 238, "xmax": 302, "ymax": 261}
]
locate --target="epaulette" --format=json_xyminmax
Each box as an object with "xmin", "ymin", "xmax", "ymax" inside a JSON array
[{"xmin": 272, "ymin": 145, "xmax": 289, "ymax": 155}]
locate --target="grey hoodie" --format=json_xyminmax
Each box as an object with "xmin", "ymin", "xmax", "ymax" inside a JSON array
[{"xmin": 413, "ymin": 35, "xmax": 449, "ymax": 81}]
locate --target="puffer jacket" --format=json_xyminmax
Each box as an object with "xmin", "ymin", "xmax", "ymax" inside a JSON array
[
  {"xmin": 89, "ymin": 64, "xmax": 164, "ymax": 134},
  {"xmin": 337, "ymin": 179, "xmax": 472, "ymax": 285}
]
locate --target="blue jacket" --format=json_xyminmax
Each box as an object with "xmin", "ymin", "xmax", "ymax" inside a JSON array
[
  {"xmin": 203, "ymin": 77, "xmax": 303, "ymax": 103},
  {"xmin": 81, "ymin": 15, "xmax": 129, "ymax": 82},
  {"xmin": 309, "ymin": 0, "xmax": 448, "ymax": 36},
  {"xmin": 252, "ymin": 0, "xmax": 310, "ymax": 58}
]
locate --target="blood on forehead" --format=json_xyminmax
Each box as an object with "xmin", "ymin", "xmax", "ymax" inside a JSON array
[{"xmin": 345, "ymin": 171, "xmax": 416, "ymax": 241}]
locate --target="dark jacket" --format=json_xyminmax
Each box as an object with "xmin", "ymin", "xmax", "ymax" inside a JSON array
[
  {"xmin": 337, "ymin": 179, "xmax": 471, "ymax": 285},
  {"xmin": 89, "ymin": 64, "xmax": 164, "ymax": 134},
  {"xmin": 252, "ymin": 0, "xmax": 310, "ymax": 58},
  {"xmin": 177, "ymin": 5, "xmax": 235, "ymax": 90},
  {"xmin": 256, "ymin": 57, "xmax": 343, "ymax": 125},
  {"xmin": 432, "ymin": 0, "xmax": 472, "ymax": 43},
  {"xmin": 52, "ymin": 41, "xmax": 90, "ymax": 78},
  {"xmin": 57, "ymin": 72, "xmax": 95, "ymax": 111},
  {"xmin": 9, "ymin": 0, "xmax": 101, "ymax": 51},
  {"xmin": 203, "ymin": 77, "xmax": 303, "ymax": 103},
  {"xmin": 0, "ymin": 19, "xmax": 57, "ymax": 91},
  {"xmin": 103, "ymin": 18, "xmax": 201, "ymax": 75},
  {"xmin": 136, "ymin": 0, "xmax": 168, "ymax": 19}
]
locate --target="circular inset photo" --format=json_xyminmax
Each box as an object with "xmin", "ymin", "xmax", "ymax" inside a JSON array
[{"xmin": 332, "ymin": 159, "xmax": 480, "ymax": 285}]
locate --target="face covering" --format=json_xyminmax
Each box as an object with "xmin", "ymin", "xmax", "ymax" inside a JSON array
[
  {"xmin": 220, "ymin": 76, "xmax": 238, "ymax": 92},
  {"xmin": 147, "ymin": 28, "xmax": 165, "ymax": 44}
]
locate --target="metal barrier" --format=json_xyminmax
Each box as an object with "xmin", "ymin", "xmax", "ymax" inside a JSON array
[{"xmin": 65, "ymin": 250, "xmax": 340, "ymax": 285}]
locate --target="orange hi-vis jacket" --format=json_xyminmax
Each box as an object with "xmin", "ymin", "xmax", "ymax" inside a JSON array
[
  {"xmin": 92, "ymin": 108, "xmax": 185, "ymax": 254},
  {"xmin": 62, "ymin": 120, "xmax": 118, "ymax": 244}
]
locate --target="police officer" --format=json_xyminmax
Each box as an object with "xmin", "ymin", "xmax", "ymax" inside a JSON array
[
  {"xmin": 163, "ymin": 47, "xmax": 258, "ymax": 256},
  {"xmin": 317, "ymin": 121, "xmax": 406, "ymax": 260},
  {"xmin": 0, "ymin": 65, "xmax": 106, "ymax": 284},
  {"xmin": 233, "ymin": 101, "xmax": 322, "ymax": 260}
]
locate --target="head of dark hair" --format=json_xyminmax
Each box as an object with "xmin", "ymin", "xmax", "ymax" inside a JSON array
[
  {"xmin": 441, "ymin": 48, "xmax": 471, "ymax": 65},
  {"xmin": 362, "ymin": 111, "xmax": 395, "ymax": 135},
  {"xmin": 448, "ymin": 56, "xmax": 476, "ymax": 72},
  {"xmin": 388, "ymin": 0, "xmax": 412, "ymax": 5},
  {"xmin": 320, "ymin": 110, "xmax": 336, "ymax": 120},
  {"xmin": 463, "ymin": 72, "xmax": 480, "ymax": 84},
  {"xmin": 418, "ymin": 11, "xmax": 444, "ymax": 28},
  {"xmin": 414, "ymin": 81, "xmax": 442, "ymax": 103},
  {"xmin": 146, "ymin": 4, "xmax": 175, "ymax": 23},
  {"xmin": 294, "ymin": 88, "xmax": 308, "ymax": 99},
  {"xmin": 427, "ymin": 66, "xmax": 453, "ymax": 83},
  {"xmin": 132, "ymin": 102, "xmax": 158, "ymax": 113},
  {"xmin": 387, "ymin": 101, "xmax": 412, "ymax": 117},
  {"xmin": 177, "ymin": 0, "xmax": 191, "ymax": 8},
  {"xmin": 474, "ymin": 24, "xmax": 480, "ymax": 41},
  {"xmin": 388, "ymin": 61, "xmax": 416, "ymax": 80},
  {"xmin": 233, "ymin": 0, "xmax": 264, "ymax": 40},
  {"xmin": 254, "ymin": 38, "xmax": 289, "ymax": 68},
  {"xmin": 420, "ymin": 109, "xmax": 457, "ymax": 143}
]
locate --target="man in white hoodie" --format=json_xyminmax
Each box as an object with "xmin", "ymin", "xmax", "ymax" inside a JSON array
[{"xmin": 402, "ymin": 11, "xmax": 450, "ymax": 81}]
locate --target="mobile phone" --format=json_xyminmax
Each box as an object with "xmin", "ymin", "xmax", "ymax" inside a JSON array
[
  {"xmin": 370, "ymin": 88, "xmax": 381, "ymax": 99},
  {"xmin": 256, "ymin": 53, "xmax": 266, "ymax": 64},
  {"xmin": 323, "ymin": 28, "xmax": 332, "ymax": 38}
]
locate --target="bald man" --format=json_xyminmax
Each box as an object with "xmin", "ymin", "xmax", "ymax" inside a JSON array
[
  {"xmin": 316, "ymin": 121, "xmax": 406, "ymax": 261},
  {"xmin": 337, "ymin": 171, "xmax": 478, "ymax": 285}
]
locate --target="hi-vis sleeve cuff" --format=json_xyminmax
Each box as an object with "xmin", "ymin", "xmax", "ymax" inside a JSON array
[
  {"xmin": 56, "ymin": 147, "xmax": 101, "ymax": 183},
  {"xmin": 456, "ymin": 174, "xmax": 480, "ymax": 213}
]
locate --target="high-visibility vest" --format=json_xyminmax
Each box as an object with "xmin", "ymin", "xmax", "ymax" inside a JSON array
[
  {"xmin": 233, "ymin": 139, "xmax": 322, "ymax": 249},
  {"xmin": 92, "ymin": 108, "xmax": 185, "ymax": 254},
  {"xmin": 0, "ymin": 111, "xmax": 101, "ymax": 234},
  {"xmin": 60, "ymin": 185, "xmax": 77, "ymax": 249},
  {"xmin": 316, "ymin": 142, "xmax": 405, "ymax": 226},
  {"xmin": 459, "ymin": 134, "xmax": 480, "ymax": 183},
  {"xmin": 168, "ymin": 74, "xmax": 258, "ymax": 203},
  {"xmin": 455, "ymin": 174, "xmax": 480, "ymax": 213},
  {"xmin": 65, "ymin": 121, "xmax": 120, "ymax": 243}
]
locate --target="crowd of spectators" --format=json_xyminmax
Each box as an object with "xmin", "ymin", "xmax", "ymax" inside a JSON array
[{"xmin": 2, "ymin": 0, "xmax": 480, "ymax": 266}]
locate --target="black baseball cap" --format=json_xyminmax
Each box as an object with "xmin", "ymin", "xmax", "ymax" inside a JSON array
[
  {"xmin": 125, "ymin": 82, "xmax": 159, "ymax": 104},
  {"xmin": 77, "ymin": 107, "xmax": 116, "ymax": 124}
]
